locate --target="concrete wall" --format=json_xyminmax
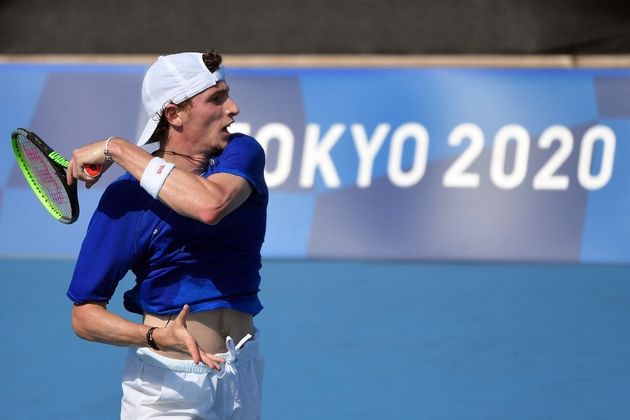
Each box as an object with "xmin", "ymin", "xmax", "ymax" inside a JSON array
[{"xmin": 1, "ymin": 0, "xmax": 629, "ymax": 54}]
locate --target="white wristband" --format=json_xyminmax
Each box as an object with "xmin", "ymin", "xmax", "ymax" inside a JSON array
[{"xmin": 140, "ymin": 157, "xmax": 175, "ymax": 199}]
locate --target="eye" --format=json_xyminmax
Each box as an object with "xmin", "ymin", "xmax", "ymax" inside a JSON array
[{"xmin": 210, "ymin": 92, "xmax": 228, "ymax": 104}]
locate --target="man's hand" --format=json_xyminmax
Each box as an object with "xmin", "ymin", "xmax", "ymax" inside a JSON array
[
  {"xmin": 66, "ymin": 139, "xmax": 114, "ymax": 188},
  {"xmin": 153, "ymin": 304, "xmax": 225, "ymax": 370}
]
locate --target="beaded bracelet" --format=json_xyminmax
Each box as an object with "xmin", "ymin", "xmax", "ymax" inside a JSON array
[
  {"xmin": 104, "ymin": 136, "xmax": 114, "ymax": 162},
  {"xmin": 145, "ymin": 326, "xmax": 160, "ymax": 351}
]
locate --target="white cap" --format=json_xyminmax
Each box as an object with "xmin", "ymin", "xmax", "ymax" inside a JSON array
[{"xmin": 137, "ymin": 52, "xmax": 226, "ymax": 146}]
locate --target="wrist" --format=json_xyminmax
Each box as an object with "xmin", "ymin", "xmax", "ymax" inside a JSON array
[
  {"xmin": 104, "ymin": 136, "xmax": 114, "ymax": 162},
  {"xmin": 140, "ymin": 157, "xmax": 175, "ymax": 199}
]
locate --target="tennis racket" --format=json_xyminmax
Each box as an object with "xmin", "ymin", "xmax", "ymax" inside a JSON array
[{"xmin": 11, "ymin": 128, "xmax": 101, "ymax": 224}]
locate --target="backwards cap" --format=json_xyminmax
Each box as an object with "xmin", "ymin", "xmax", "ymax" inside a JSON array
[{"xmin": 137, "ymin": 52, "xmax": 225, "ymax": 146}]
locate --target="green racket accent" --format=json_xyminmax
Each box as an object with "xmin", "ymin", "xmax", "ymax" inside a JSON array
[
  {"xmin": 47, "ymin": 151, "xmax": 69, "ymax": 168},
  {"xmin": 11, "ymin": 128, "xmax": 79, "ymax": 224}
]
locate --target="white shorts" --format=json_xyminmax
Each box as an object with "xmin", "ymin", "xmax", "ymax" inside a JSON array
[{"xmin": 120, "ymin": 334, "xmax": 264, "ymax": 420}]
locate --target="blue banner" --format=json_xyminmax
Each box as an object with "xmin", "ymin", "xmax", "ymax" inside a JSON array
[{"xmin": 1, "ymin": 62, "xmax": 629, "ymax": 263}]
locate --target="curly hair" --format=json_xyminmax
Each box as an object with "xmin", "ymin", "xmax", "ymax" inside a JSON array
[{"xmin": 148, "ymin": 49, "xmax": 224, "ymax": 144}]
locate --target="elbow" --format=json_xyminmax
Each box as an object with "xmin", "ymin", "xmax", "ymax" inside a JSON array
[
  {"xmin": 71, "ymin": 314, "xmax": 90, "ymax": 340},
  {"xmin": 196, "ymin": 201, "xmax": 229, "ymax": 225},
  {"xmin": 71, "ymin": 304, "xmax": 99, "ymax": 341},
  {"xmin": 190, "ymin": 179, "xmax": 250, "ymax": 225},
  {"xmin": 197, "ymin": 209, "xmax": 224, "ymax": 225}
]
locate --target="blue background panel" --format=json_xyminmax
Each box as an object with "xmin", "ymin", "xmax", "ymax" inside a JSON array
[{"xmin": 1, "ymin": 63, "xmax": 629, "ymax": 263}]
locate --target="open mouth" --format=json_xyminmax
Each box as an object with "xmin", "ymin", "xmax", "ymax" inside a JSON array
[{"xmin": 223, "ymin": 122, "xmax": 234, "ymax": 133}]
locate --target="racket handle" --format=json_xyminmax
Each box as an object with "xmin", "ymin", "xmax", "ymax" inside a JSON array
[{"xmin": 83, "ymin": 164, "xmax": 102, "ymax": 177}]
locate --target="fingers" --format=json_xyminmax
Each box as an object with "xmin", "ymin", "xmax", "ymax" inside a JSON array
[
  {"xmin": 66, "ymin": 139, "xmax": 112, "ymax": 187},
  {"xmin": 66, "ymin": 159, "xmax": 75, "ymax": 186},
  {"xmin": 175, "ymin": 304, "xmax": 191, "ymax": 323},
  {"xmin": 183, "ymin": 336, "xmax": 223, "ymax": 370},
  {"xmin": 174, "ymin": 306, "xmax": 205, "ymax": 366},
  {"xmin": 173, "ymin": 304, "xmax": 225, "ymax": 370},
  {"xmin": 68, "ymin": 162, "xmax": 101, "ymax": 188},
  {"xmin": 200, "ymin": 352, "xmax": 224, "ymax": 370},
  {"xmin": 187, "ymin": 340, "xmax": 202, "ymax": 365}
]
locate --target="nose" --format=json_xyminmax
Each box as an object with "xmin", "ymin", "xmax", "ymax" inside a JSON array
[{"xmin": 226, "ymin": 97, "xmax": 239, "ymax": 117}]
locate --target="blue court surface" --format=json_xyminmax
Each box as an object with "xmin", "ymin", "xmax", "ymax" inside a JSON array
[{"xmin": 1, "ymin": 258, "xmax": 629, "ymax": 419}]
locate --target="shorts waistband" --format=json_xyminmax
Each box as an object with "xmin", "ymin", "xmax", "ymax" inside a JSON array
[{"xmin": 133, "ymin": 333, "xmax": 259, "ymax": 375}]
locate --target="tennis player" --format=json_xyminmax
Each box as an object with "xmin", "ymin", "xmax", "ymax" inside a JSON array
[{"xmin": 65, "ymin": 50, "xmax": 267, "ymax": 419}]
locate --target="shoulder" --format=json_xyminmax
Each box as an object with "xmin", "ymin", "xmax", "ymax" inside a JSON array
[
  {"xmin": 226, "ymin": 133, "xmax": 265, "ymax": 157},
  {"xmin": 220, "ymin": 133, "xmax": 266, "ymax": 171},
  {"xmin": 215, "ymin": 133, "xmax": 267, "ymax": 193}
]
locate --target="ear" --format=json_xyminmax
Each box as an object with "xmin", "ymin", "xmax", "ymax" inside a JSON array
[{"xmin": 163, "ymin": 103, "xmax": 183, "ymax": 127}]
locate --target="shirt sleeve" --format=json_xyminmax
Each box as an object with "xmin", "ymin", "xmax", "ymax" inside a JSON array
[
  {"xmin": 212, "ymin": 134, "xmax": 267, "ymax": 194},
  {"xmin": 66, "ymin": 176, "xmax": 148, "ymax": 305}
]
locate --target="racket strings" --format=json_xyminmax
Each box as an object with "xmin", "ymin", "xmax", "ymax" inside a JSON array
[{"xmin": 16, "ymin": 133, "xmax": 73, "ymax": 218}]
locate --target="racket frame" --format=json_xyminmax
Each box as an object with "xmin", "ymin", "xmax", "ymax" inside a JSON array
[{"xmin": 11, "ymin": 128, "xmax": 80, "ymax": 224}]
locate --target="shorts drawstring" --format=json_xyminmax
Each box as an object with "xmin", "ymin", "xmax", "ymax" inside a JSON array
[{"xmin": 217, "ymin": 333, "xmax": 253, "ymax": 378}]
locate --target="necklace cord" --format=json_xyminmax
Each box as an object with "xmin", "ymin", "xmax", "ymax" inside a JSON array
[{"xmin": 159, "ymin": 150, "xmax": 208, "ymax": 172}]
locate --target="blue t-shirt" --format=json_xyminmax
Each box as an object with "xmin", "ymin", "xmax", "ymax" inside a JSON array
[{"xmin": 67, "ymin": 134, "xmax": 268, "ymax": 316}]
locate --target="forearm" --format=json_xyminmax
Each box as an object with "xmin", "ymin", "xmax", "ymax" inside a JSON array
[
  {"xmin": 106, "ymin": 138, "xmax": 238, "ymax": 223},
  {"xmin": 72, "ymin": 302, "xmax": 226, "ymax": 368},
  {"xmin": 71, "ymin": 302, "xmax": 149, "ymax": 348},
  {"xmin": 68, "ymin": 137, "xmax": 249, "ymax": 223}
]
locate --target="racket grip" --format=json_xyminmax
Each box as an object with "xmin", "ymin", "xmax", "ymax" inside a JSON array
[{"xmin": 83, "ymin": 164, "xmax": 102, "ymax": 177}]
